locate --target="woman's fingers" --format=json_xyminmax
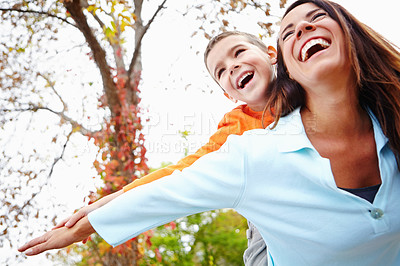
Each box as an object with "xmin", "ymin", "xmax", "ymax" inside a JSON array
[
  {"xmin": 52, "ymin": 216, "xmax": 71, "ymax": 230},
  {"xmin": 19, "ymin": 216, "xmax": 96, "ymax": 256},
  {"xmin": 18, "ymin": 232, "xmax": 50, "ymax": 253},
  {"xmin": 24, "ymin": 242, "xmax": 48, "ymax": 256}
]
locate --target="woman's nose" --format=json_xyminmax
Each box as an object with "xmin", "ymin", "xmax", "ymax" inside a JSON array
[{"xmin": 296, "ymin": 22, "xmax": 316, "ymax": 39}]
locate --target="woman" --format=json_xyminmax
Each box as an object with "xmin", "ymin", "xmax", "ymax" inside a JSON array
[{"xmin": 19, "ymin": 1, "xmax": 400, "ymax": 264}]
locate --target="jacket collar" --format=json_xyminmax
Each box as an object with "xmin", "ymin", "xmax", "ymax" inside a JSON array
[
  {"xmin": 368, "ymin": 109, "xmax": 389, "ymax": 153},
  {"xmin": 269, "ymin": 107, "xmax": 388, "ymax": 154},
  {"xmin": 268, "ymin": 108, "xmax": 314, "ymax": 153}
]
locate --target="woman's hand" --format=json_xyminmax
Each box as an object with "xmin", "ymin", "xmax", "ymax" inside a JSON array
[{"xmin": 18, "ymin": 216, "xmax": 96, "ymax": 256}]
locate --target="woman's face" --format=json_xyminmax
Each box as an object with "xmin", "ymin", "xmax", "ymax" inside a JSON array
[{"xmin": 278, "ymin": 3, "xmax": 352, "ymax": 92}]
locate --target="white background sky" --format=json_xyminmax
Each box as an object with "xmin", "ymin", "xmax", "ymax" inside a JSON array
[{"xmin": 8, "ymin": 0, "xmax": 400, "ymax": 265}]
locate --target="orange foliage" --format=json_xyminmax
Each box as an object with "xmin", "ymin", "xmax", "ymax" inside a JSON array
[{"xmin": 83, "ymin": 61, "xmax": 150, "ymax": 263}]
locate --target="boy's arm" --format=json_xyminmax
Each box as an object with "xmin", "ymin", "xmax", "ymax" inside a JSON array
[
  {"xmin": 123, "ymin": 107, "xmax": 257, "ymax": 191},
  {"xmin": 53, "ymin": 190, "xmax": 124, "ymax": 229}
]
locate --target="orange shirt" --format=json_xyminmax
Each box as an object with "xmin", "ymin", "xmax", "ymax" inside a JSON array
[{"xmin": 123, "ymin": 104, "xmax": 274, "ymax": 192}]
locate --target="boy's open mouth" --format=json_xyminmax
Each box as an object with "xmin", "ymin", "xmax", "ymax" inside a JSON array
[
  {"xmin": 300, "ymin": 38, "xmax": 331, "ymax": 62},
  {"xmin": 238, "ymin": 71, "xmax": 254, "ymax": 89}
]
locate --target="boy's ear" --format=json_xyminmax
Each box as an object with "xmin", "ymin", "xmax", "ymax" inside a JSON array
[
  {"xmin": 267, "ymin": 46, "xmax": 278, "ymax": 65},
  {"xmin": 224, "ymin": 92, "xmax": 238, "ymax": 103}
]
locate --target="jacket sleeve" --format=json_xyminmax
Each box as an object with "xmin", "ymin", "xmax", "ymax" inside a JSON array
[
  {"xmin": 123, "ymin": 109, "xmax": 247, "ymax": 192},
  {"xmin": 88, "ymin": 134, "xmax": 247, "ymax": 247}
]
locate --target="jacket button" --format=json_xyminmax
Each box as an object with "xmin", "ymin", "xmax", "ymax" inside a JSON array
[{"xmin": 370, "ymin": 208, "xmax": 384, "ymax": 219}]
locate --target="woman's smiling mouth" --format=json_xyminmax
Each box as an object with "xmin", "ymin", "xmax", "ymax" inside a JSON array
[{"xmin": 300, "ymin": 38, "xmax": 331, "ymax": 62}]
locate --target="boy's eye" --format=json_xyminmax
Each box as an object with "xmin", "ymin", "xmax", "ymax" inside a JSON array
[
  {"xmin": 217, "ymin": 68, "xmax": 225, "ymax": 79},
  {"xmin": 282, "ymin": 31, "xmax": 294, "ymax": 41},
  {"xmin": 235, "ymin": 49, "xmax": 245, "ymax": 57},
  {"xmin": 311, "ymin": 12, "xmax": 326, "ymax": 22}
]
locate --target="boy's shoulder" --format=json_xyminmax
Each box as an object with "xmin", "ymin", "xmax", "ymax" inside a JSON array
[
  {"xmin": 220, "ymin": 104, "xmax": 273, "ymax": 130},
  {"xmin": 217, "ymin": 104, "xmax": 263, "ymax": 130},
  {"xmin": 224, "ymin": 104, "xmax": 262, "ymax": 119}
]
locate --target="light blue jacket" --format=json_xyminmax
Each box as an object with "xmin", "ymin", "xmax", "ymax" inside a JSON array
[{"xmin": 89, "ymin": 108, "xmax": 400, "ymax": 266}]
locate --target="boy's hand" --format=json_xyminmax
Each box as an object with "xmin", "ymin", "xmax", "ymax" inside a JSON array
[
  {"xmin": 18, "ymin": 216, "xmax": 95, "ymax": 256},
  {"xmin": 52, "ymin": 190, "xmax": 124, "ymax": 229}
]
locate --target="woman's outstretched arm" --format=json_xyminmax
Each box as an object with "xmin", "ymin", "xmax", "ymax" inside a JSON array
[{"xmin": 19, "ymin": 134, "xmax": 247, "ymax": 253}]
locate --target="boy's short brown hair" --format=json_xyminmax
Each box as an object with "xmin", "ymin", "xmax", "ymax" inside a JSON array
[{"xmin": 204, "ymin": 31, "xmax": 268, "ymax": 69}]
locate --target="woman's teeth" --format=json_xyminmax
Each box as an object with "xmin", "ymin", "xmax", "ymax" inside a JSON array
[{"xmin": 301, "ymin": 38, "xmax": 330, "ymax": 62}]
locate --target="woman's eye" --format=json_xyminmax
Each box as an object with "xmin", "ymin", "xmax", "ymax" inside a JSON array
[
  {"xmin": 311, "ymin": 12, "xmax": 326, "ymax": 22},
  {"xmin": 217, "ymin": 68, "xmax": 225, "ymax": 79},
  {"xmin": 235, "ymin": 49, "xmax": 245, "ymax": 57},
  {"xmin": 282, "ymin": 31, "xmax": 294, "ymax": 41}
]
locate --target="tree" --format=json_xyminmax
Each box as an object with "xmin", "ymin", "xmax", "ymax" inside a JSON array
[
  {"xmin": 1, "ymin": 0, "xmax": 165, "ymax": 264},
  {"xmin": 0, "ymin": 0, "xmax": 286, "ymax": 264},
  {"xmin": 138, "ymin": 210, "xmax": 248, "ymax": 266}
]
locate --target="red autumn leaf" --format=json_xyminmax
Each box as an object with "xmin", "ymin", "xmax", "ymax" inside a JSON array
[{"xmin": 155, "ymin": 248, "xmax": 162, "ymax": 262}]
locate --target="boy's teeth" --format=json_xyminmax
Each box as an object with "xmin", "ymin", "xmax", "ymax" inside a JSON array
[
  {"xmin": 301, "ymin": 38, "xmax": 330, "ymax": 61},
  {"xmin": 238, "ymin": 72, "xmax": 252, "ymax": 88}
]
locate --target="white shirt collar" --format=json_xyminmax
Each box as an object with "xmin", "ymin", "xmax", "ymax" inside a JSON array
[
  {"xmin": 368, "ymin": 109, "xmax": 389, "ymax": 153},
  {"xmin": 268, "ymin": 107, "xmax": 389, "ymax": 154}
]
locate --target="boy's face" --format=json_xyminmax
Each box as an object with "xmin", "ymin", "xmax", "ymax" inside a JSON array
[{"xmin": 206, "ymin": 35, "xmax": 277, "ymax": 111}]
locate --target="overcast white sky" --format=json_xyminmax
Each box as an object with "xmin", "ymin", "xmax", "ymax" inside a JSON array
[{"xmin": 9, "ymin": 0, "xmax": 400, "ymax": 265}]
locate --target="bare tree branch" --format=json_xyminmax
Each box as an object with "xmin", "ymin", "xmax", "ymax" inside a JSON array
[
  {"xmin": 128, "ymin": 0, "xmax": 167, "ymax": 76},
  {"xmin": 15, "ymin": 130, "xmax": 73, "ymax": 219},
  {"xmin": 90, "ymin": 12, "xmax": 105, "ymax": 29},
  {"xmin": 86, "ymin": 6, "xmax": 127, "ymax": 80},
  {"xmin": 109, "ymin": 12, "xmax": 127, "ymax": 75},
  {"xmin": 0, "ymin": 8, "xmax": 77, "ymax": 28},
  {"xmin": 64, "ymin": 0, "xmax": 121, "ymax": 115},
  {"xmin": 1, "ymin": 106, "xmax": 92, "ymax": 135},
  {"xmin": 48, "ymin": 130, "xmax": 73, "ymax": 177},
  {"xmin": 37, "ymin": 73, "xmax": 67, "ymax": 112}
]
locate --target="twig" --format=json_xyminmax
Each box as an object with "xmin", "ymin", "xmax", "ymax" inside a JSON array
[
  {"xmin": 37, "ymin": 74, "xmax": 67, "ymax": 112},
  {"xmin": 0, "ymin": 8, "xmax": 77, "ymax": 28},
  {"xmin": 128, "ymin": 0, "xmax": 167, "ymax": 75},
  {"xmin": 15, "ymin": 130, "xmax": 73, "ymax": 219},
  {"xmin": 1, "ymin": 106, "xmax": 92, "ymax": 135}
]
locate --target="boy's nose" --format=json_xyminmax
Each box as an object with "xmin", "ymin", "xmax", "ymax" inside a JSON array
[{"xmin": 230, "ymin": 65, "xmax": 240, "ymax": 75}]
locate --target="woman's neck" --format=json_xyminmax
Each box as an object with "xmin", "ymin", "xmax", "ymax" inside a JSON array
[{"xmin": 301, "ymin": 90, "xmax": 371, "ymax": 137}]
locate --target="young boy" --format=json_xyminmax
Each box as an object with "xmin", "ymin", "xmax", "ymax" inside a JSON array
[
  {"xmin": 56, "ymin": 31, "xmax": 277, "ymax": 224},
  {"xmin": 20, "ymin": 31, "xmax": 277, "ymax": 264}
]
